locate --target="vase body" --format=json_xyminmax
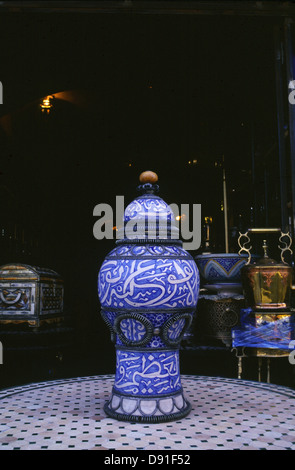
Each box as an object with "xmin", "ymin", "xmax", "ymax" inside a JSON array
[{"xmin": 98, "ymin": 185, "xmax": 200, "ymax": 422}]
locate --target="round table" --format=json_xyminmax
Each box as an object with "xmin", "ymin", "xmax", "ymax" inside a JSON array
[{"xmin": 0, "ymin": 374, "xmax": 295, "ymax": 450}]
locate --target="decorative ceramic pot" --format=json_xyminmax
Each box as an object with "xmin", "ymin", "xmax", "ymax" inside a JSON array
[
  {"xmin": 98, "ymin": 171, "xmax": 200, "ymax": 423},
  {"xmin": 195, "ymin": 253, "xmax": 249, "ymax": 285}
]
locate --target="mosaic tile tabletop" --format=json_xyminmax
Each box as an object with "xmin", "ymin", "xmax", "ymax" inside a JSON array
[{"xmin": 0, "ymin": 374, "xmax": 295, "ymax": 450}]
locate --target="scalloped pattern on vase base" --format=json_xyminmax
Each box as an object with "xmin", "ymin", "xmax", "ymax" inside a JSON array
[{"xmin": 104, "ymin": 388, "xmax": 190, "ymax": 423}]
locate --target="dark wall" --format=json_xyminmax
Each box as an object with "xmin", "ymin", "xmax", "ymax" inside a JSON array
[{"xmin": 0, "ymin": 11, "xmax": 282, "ymax": 334}]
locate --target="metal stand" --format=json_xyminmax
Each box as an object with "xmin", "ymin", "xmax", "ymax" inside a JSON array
[{"xmin": 233, "ymin": 347, "xmax": 290, "ymax": 383}]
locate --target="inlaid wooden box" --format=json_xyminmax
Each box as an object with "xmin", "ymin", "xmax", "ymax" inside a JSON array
[{"xmin": 0, "ymin": 263, "xmax": 64, "ymax": 328}]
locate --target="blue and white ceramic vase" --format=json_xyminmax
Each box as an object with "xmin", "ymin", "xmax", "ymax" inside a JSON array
[{"xmin": 98, "ymin": 171, "xmax": 200, "ymax": 422}]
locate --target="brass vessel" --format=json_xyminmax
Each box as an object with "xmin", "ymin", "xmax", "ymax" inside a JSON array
[{"xmin": 241, "ymin": 239, "xmax": 292, "ymax": 311}]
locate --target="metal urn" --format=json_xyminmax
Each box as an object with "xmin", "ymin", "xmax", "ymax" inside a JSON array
[
  {"xmin": 97, "ymin": 171, "xmax": 200, "ymax": 423},
  {"xmin": 241, "ymin": 249, "xmax": 292, "ymax": 312},
  {"xmin": 232, "ymin": 228, "xmax": 295, "ymax": 351},
  {"xmin": 239, "ymin": 228, "xmax": 293, "ymax": 311}
]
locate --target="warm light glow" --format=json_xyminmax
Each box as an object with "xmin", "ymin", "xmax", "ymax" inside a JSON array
[
  {"xmin": 204, "ymin": 216, "xmax": 212, "ymax": 224},
  {"xmin": 176, "ymin": 214, "xmax": 186, "ymax": 221},
  {"xmin": 40, "ymin": 96, "xmax": 53, "ymax": 113},
  {"xmin": 187, "ymin": 159, "xmax": 197, "ymax": 166}
]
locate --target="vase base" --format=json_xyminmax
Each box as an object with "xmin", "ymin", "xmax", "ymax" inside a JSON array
[{"xmin": 104, "ymin": 389, "xmax": 191, "ymax": 423}]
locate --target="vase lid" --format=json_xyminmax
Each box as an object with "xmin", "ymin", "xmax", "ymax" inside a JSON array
[{"xmin": 118, "ymin": 171, "xmax": 179, "ymax": 242}]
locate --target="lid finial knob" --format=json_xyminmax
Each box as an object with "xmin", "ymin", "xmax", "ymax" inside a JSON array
[
  {"xmin": 138, "ymin": 171, "xmax": 159, "ymax": 194},
  {"xmin": 139, "ymin": 171, "xmax": 158, "ymax": 184},
  {"xmin": 262, "ymin": 239, "xmax": 269, "ymax": 258}
]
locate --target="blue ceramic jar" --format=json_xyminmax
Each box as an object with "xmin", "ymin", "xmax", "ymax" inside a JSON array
[{"xmin": 98, "ymin": 172, "xmax": 200, "ymax": 422}]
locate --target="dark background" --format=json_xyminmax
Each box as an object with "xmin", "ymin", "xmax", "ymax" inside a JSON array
[{"xmin": 0, "ymin": 6, "xmax": 293, "ymax": 388}]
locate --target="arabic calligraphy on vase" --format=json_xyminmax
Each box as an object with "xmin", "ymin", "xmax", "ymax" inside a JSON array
[
  {"xmin": 114, "ymin": 350, "xmax": 181, "ymax": 395},
  {"xmin": 98, "ymin": 258, "xmax": 199, "ymax": 309}
]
